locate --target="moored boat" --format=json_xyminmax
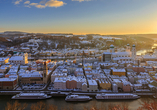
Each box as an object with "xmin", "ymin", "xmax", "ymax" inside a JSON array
[
  {"xmin": 95, "ymin": 93, "xmax": 140, "ymax": 100},
  {"xmin": 65, "ymin": 95, "xmax": 92, "ymax": 102},
  {"xmin": 12, "ymin": 93, "xmax": 51, "ymax": 100}
]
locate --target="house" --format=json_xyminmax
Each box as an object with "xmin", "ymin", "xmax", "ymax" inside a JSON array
[
  {"xmin": 0, "ymin": 78, "xmax": 17, "ymax": 90},
  {"xmin": 0, "ymin": 57, "xmax": 9, "ymax": 64},
  {"xmin": 88, "ymin": 79, "xmax": 98, "ymax": 92},
  {"xmin": 9, "ymin": 53, "xmax": 28, "ymax": 65}
]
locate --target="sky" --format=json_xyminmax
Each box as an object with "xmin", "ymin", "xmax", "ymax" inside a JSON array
[{"xmin": 0, "ymin": 0, "xmax": 157, "ymax": 35}]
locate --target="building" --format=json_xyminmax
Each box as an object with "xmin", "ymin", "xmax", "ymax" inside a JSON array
[
  {"xmin": 0, "ymin": 78, "xmax": 17, "ymax": 90},
  {"xmin": 102, "ymin": 44, "xmax": 136, "ymax": 63},
  {"xmin": 20, "ymin": 71, "xmax": 43, "ymax": 84},
  {"xmin": 98, "ymin": 79, "xmax": 111, "ymax": 90},
  {"xmin": 88, "ymin": 79, "xmax": 98, "ymax": 92},
  {"xmin": 121, "ymin": 80, "xmax": 132, "ymax": 92},
  {"xmin": 9, "ymin": 53, "xmax": 28, "ymax": 64},
  {"xmin": 132, "ymin": 66, "xmax": 145, "ymax": 73},
  {"xmin": 132, "ymin": 44, "xmax": 136, "ymax": 61},
  {"xmin": 102, "ymin": 52, "xmax": 111, "ymax": 62},
  {"xmin": 0, "ymin": 65, "xmax": 9, "ymax": 73},
  {"xmin": 82, "ymin": 83, "xmax": 87, "ymax": 91},
  {"xmin": 77, "ymin": 78, "xmax": 86, "ymax": 89},
  {"xmin": 112, "ymin": 83, "xmax": 118, "ymax": 92},
  {"xmin": 53, "ymin": 77, "xmax": 66, "ymax": 90},
  {"xmin": 0, "ymin": 57, "xmax": 9, "ymax": 64},
  {"xmin": 74, "ymin": 68, "xmax": 83, "ymax": 76},
  {"xmin": 112, "ymin": 68, "xmax": 126, "ymax": 76},
  {"xmin": 66, "ymin": 76, "xmax": 77, "ymax": 89}
]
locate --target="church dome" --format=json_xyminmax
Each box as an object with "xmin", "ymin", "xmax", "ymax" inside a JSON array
[
  {"xmin": 110, "ymin": 45, "xmax": 114, "ymax": 48},
  {"xmin": 132, "ymin": 44, "xmax": 136, "ymax": 47}
]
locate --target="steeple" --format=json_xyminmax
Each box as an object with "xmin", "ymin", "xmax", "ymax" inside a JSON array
[
  {"xmin": 126, "ymin": 44, "xmax": 130, "ymax": 52},
  {"xmin": 43, "ymin": 61, "xmax": 48, "ymax": 84},
  {"xmin": 110, "ymin": 45, "xmax": 114, "ymax": 53},
  {"xmin": 132, "ymin": 44, "xmax": 136, "ymax": 61}
]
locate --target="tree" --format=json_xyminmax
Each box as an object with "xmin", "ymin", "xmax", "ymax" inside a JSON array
[
  {"xmin": 137, "ymin": 99, "xmax": 157, "ymax": 110},
  {"xmin": 5, "ymin": 101, "xmax": 27, "ymax": 110},
  {"xmin": 87, "ymin": 35, "xmax": 93, "ymax": 40},
  {"xmin": 31, "ymin": 101, "xmax": 46, "ymax": 110},
  {"xmin": 31, "ymin": 101, "xmax": 57, "ymax": 110}
]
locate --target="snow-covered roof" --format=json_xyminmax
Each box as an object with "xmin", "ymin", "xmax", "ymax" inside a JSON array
[
  {"xmin": 0, "ymin": 78, "xmax": 17, "ymax": 82},
  {"xmin": 88, "ymin": 80, "xmax": 97, "ymax": 85},
  {"xmin": 0, "ymin": 57, "xmax": 9, "ymax": 61},
  {"xmin": 9, "ymin": 56, "xmax": 23, "ymax": 61},
  {"xmin": 112, "ymin": 68, "xmax": 126, "ymax": 72}
]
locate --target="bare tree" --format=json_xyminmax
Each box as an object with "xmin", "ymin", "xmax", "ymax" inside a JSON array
[{"xmin": 5, "ymin": 101, "xmax": 27, "ymax": 110}]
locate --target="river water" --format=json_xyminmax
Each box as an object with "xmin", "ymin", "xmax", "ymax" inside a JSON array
[
  {"xmin": 136, "ymin": 43, "xmax": 157, "ymax": 55},
  {"xmin": 0, "ymin": 95, "xmax": 153, "ymax": 110}
]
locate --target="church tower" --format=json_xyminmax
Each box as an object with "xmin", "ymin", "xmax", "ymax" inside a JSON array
[
  {"xmin": 132, "ymin": 44, "xmax": 136, "ymax": 60},
  {"xmin": 110, "ymin": 45, "xmax": 114, "ymax": 53},
  {"xmin": 24, "ymin": 53, "xmax": 28, "ymax": 64},
  {"xmin": 43, "ymin": 61, "xmax": 48, "ymax": 84},
  {"xmin": 126, "ymin": 44, "xmax": 130, "ymax": 52}
]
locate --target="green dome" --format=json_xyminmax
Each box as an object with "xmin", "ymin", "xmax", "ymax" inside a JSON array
[
  {"xmin": 110, "ymin": 45, "xmax": 114, "ymax": 48},
  {"xmin": 132, "ymin": 44, "xmax": 136, "ymax": 47}
]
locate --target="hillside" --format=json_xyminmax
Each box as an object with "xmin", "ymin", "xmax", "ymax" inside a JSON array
[{"xmin": 0, "ymin": 37, "xmax": 8, "ymax": 42}]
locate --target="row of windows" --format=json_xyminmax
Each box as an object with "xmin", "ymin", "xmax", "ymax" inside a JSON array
[{"xmin": 10, "ymin": 61, "xmax": 22, "ymax": 63}]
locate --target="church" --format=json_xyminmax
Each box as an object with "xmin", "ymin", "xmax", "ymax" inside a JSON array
[{"xmin": 102, "ymin": 44, "xmax": 136, "ymax": 63}]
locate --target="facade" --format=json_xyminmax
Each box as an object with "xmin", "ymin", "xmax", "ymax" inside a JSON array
[
  {"xmin": 9, "ymin": 53, "xmax": 28, "ymax": 64},
  {"xmin": 102, "ymin": 44, "xmax": 136, "ymax": 63},
  {"xmin": 53, "ymin": 77, "xmax": 66, "ymax": 90},
  {"xmin": 98, "ymin": 79, "xmax": 111, "ymax": 90},
  {"xmin": 132, "ymin": 44, "xmax": 136, "ymax": 61},
  {"xmin": 21, "ymin": 72, "xmax": 43, "ymax": 84},
  {"xmin": 66, "ymin": 76, "xmax": 77, "ymax": 89},
  {"xmin": 0, "ymin": 78, "xmax": 17, "ymax": 90},
  {"xmin": 77, "ymin": 78, "xmax": 86, "ymax": 89},
  {"xmin": 0, "ymin": 57, "xmax": 9, "ymax": 64},
  {"xmin": 0, "ymin": 66, "xmax": 8, "ymax": 73},
  {"xmin": 122, "ymin": 80, "xmax": 131, "ymax": 92},
  {"xmin": 88, "ymin": 80, "xmax": 98, "ymax": 91},
  {"xmin": 82, "ymin": 83, "xmax": 87, "ymax": 91},
  {"xmin": 112, "ymin": 69, "xmax": 126, "ymax": 76},
  {"xmin": 102, "ymin": 52, "xmax": 111, "ymax": 62}
]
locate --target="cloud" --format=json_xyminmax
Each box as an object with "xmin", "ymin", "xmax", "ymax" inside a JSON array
[
  {"xmin": 14, "ymin": 0, "xmax": 22, "ymax": 5},
  {"xmin": 24, "ymin": 5, "xmax": 31, "ymax": 8},
  {"xmin": 24, "ymin": 1, "xmax": 30, "ymax": 4},
  {"xmin": 72, "ymin": 0, "xmax": 91, "ymax": 2},
  {"xmin": 26, "ymin": 0, "xmax": 66, "ymax": 8},
  {"xmin": 30, "ymin": 3, "xmax": 38, "ymax": 6},
  {"xmin": 45, "ymin": 0, "xmax": 66, "ymax": 8},
  {"xmin": 39, "ymin": 0, "xmax": 47, "ymax": 4}
]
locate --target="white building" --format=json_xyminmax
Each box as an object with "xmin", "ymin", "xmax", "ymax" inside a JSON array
[
  {"xmin": 88, "ymin": 79, "xmax": 98, "ymax": 91},
  {"xmin": 53, "ymin": 77, "xmax": 66, "ymax": 90},
  {"xmin": 9, "ymin": 53, "xmax": 28, "ymax": 65},
  {"xmin": 104, "ymin": 44, "xmax": 136, "ymax": 63},
  {"xmin": 77, "ymin": 78, "xmax": 86, "ymax": 89}
]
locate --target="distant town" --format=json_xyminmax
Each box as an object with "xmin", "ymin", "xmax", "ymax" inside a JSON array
[{"xmin": 0, "ymin": 31, "xmax": 157, "ymax": 100}]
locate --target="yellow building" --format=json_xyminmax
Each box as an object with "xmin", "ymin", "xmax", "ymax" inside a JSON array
[
  {"xmin": 83, "ymin": 63, "xmax": 92, "ymax": 69},
  {"xmin": 149, "ymin": 71, "xmax": 156, "ymax": 76},
  {"xmin": 0, "ymin": 57, "xmax": 9, "ymax": 64},
  {"xmin": 112, "ymin": 69, "xmax": 126, "ymax": 76},
  {"xmin": 98, "ymin": 79, "xmax": 111, "ymax": 90}
]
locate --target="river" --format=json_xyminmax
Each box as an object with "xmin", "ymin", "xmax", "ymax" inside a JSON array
[
  {"xmin": 136, "ymin": 43, "xmax": 157, "ymax": 55},
  {"xmin": 0, "ymin": 95, "xmax": 153, "ymax": 110}
]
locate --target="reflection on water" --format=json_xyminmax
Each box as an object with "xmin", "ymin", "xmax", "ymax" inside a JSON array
[
  {"xmin": 136, "ymin": 50, "xmax": 147, "ymax": 56},
  {"xmin": 136, "ymin": 43, "xmax": 157, "ymax": 55},
  {"xmin": 0, "ymin": 96, "xmax": 152, "ymax": 110}
]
